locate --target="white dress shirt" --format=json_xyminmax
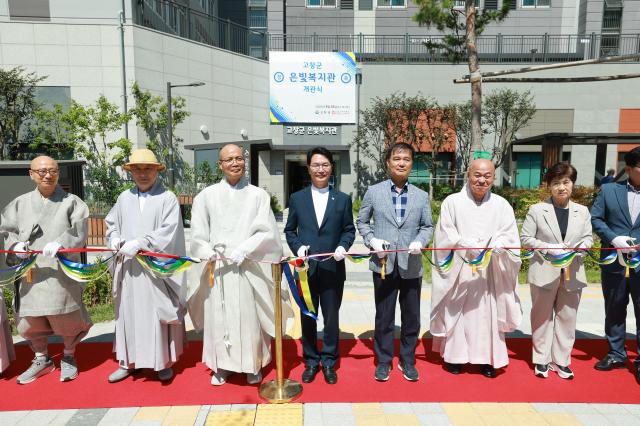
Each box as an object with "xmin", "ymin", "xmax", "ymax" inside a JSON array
[{"xmin": 311, "ymin": 185, "xmax": 330, "ymax": 228}]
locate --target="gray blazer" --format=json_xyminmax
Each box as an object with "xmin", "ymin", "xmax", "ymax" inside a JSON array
[
  {"xmin": 356, "ymin": 180, "xmax": 433, "ymax": 279},
  {"xmin": 520, "ymin": 199, "xmax": 593, "ymax": 290}
]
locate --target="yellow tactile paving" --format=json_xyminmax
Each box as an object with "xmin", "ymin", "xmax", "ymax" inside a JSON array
[
  {"xmin": 133, "ymin": 406, "xmax": 171, "ymax": 421},
  {"xmin": 384, "ymin": 413, "xmax": 421, "ymax": 425},
  {"xmin": 447, "ymin": 414, "xmax": 485, "ymax": 426},
  {"xmin": 442, "ymin": 402, "xmax": 476, "ymax": 417},
  {"xmin": 355, "ymin": 414, "xmax": 388, "ymax": 426},
  {"xmin": 540, "ymin": 413, "xmax": 581, "ymax": 425},
  {"xmin": 352, "ymin": 402, "xmax": 385, "ymax": 416},
  {"xmin": 477, "ymin": 414, "xmax": 517, "ymax": 425},
  {"xmin": 501, "ymin": 403, "xmax": 536, "ymax": 414},
  {"xmin": 205, "ymin": 410, "xmax": 256, "ymax": 426},
  {"xmin": 254, "ymin": 403, "xmax": 303, "ymax": 425},
  {"xmin": 470, "ymin": 402, "xmax": 504, "ymax": 414},
  {"xmin": 162, "ymin": 405, "xmax": 201, "ymax": 425}
]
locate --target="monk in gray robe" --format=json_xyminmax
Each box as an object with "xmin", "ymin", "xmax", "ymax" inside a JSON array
[
  {"xmin": 0, "ymin": 155, "xmax": 91, "ymax": 384},
  {"xmin": 189, "ymin": 144, "xmax": 294, "ymax": 386},
  {"xmin": 105, "ymin": 149, "xmax": 186, "ymax": 383}
]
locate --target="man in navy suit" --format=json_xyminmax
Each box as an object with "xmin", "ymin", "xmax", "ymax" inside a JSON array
[
  {"xmin": 284, "ymin": 147, "xmax": 356, "ymax": 384},
  {"xmin": 591, "ymin": 146, "xmax": 640, "ymax": 383}
]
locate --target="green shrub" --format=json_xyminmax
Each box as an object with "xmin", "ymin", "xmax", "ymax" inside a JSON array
[
  {"xmin": 352, "ymin": 198, "xmax": 362, "ymax": 216},
  {"xmin": 82, "ymin": 262, "xmax": 113, "ymax": 307}
]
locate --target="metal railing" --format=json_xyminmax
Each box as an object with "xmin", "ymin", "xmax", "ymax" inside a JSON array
[
  {"xmin": 134, "ymin": 0, "xmax": 268, "ymax": 59},
  {"xmin": 269, "ymin": 33, "xmax": 640, "ymax": 63},
  {"xmin": 133, "ymin": 1, "xmax": 639, "ymax": 63}
]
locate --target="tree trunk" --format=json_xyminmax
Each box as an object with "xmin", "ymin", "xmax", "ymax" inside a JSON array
[{"xmin": 466, "ymin": 0, "xmax": 483, "ymax": 153}]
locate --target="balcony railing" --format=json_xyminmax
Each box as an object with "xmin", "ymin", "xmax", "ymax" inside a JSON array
[
  {"xmin": 133, "ymin": 1, "xmax": 640, "ymax": 63},
  {"xmin": 602, "ymin": 10, "xmax": 622, "ymax": 31},
  {"xmin": 269, "ymin": 33, "xmax": 640, "ymax": 63},
  {"xmin": 134, "ymin": 0, "xmax": 268, "ymax": 59}
]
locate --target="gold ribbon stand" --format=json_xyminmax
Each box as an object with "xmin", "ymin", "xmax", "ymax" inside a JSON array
[{"xmin": 259, "ymin": 263, "xmax": 303, "ymax": 403}]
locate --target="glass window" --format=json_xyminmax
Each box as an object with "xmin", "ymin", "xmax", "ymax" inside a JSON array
[
  {"xmin": 377, "ymin": 0, "xmax": 406, "ymax": 7},
  {"xmin": 307, "ymin": 0, "xmax": 336, "ymax": 6},
  {"xmin": 521, "ymin": 0, "xmax": 550, "ymax": 7},
  {"xmin": 453, "ymin": 0, "xmax": 480, "ymax": 8}
]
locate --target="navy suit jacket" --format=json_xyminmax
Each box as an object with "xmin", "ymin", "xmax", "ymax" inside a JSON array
[
  {"xmin": 591, "ymin": 180, "xmax": 640, "ymax": 273},
  {"xmin": 284, "ymin": 186, "xmax": 356, "ymax": 282}
]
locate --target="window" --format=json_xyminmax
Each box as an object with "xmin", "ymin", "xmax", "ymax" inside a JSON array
[
  {"xmin": 377, "ymin": 0, "xmax": 406, "ymax": 7},
  {"xmin": 307, "ymin": 0, "xmax": 337, "ymax": 7},
  {"xmin": 521, "ymin": 0, "xmax": 550, "ymax": 8},
  {"xmin": 453, "ymin": 0, "xmax": 480, "ymax": 8}
]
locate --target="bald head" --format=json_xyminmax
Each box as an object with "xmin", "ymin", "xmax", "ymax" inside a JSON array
[
  {"xmin": 218, "ymin": 144, "xmax": 245, "ymax": 186},
  {"xmin": 468, "ymin": 159, "xmax": 495, "ymax": 202},
  {"xmin": 29, "ymin": 156, "xmax": 59, "ymax": 198}
]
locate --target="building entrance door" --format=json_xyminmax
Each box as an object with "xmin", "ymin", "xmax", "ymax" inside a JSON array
[
  {"xmin": 515, "ymin": 153, "xmax": 542, "ymax": 188},
  {"xmin": 286, "ymin": 160, "xmax": 311, "ymax": 207}
]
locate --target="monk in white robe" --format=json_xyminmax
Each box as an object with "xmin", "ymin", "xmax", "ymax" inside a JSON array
[
  {"xmin": 105, "ymin": 149, "xmax": 186, "ymax": 383},
  {"xmin": 431, "ymin": 159, "xmax": 522, "ymax": 378},
  {"xmin": 1, "ymin": 156, "xmax": 90, "ymax": 384},
  {"xmin": 189, "ymin": 144, "xmax": 294, "ymax": 386}
]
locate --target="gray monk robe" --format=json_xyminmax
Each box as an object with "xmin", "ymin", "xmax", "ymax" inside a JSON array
[
  {"xmin": 106, "ymin": 182, "xmax": 187, "ymax": 371},
  {"xmin": 188, "ymin": 178, "xmax": 294, "ymax": 375},
  {"xmin": 0, "ymin": 186, "xmax": 91, "ymax": 354}
]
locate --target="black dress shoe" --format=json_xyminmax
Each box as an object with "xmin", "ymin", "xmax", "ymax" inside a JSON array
[
  {"xmin": 322, "ymin": 365, "xmax": 338, "ymax": 384},
  {"xmin": 301, "ymin": 365, "xmax": 319, "ymax": 383},
  {"xmin": 635, "ymin": 367, "xmax": 640, "ymax": 385},
  {"xmin": 480, "ymin": 364, "xmax": 496, "ymax": 378},
  {"xmin": 594, "ymin": 355, "xmax": 626, "ymax": 371},
  {"xmin": 445, "ymin": 363, "xmax": 463, "ymax": 375}
]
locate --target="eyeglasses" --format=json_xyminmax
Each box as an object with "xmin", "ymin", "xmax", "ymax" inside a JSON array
[
  {"xmin": 220, "ymin": 156, "xmax": 245, "ymax": 165},
  {"xmin": 30, "ymin": 168, "xmax": 59, "ymax": 177},
  {"xmin": 309, "ymin": 163, "xmax": 331, "ymax": 170}
]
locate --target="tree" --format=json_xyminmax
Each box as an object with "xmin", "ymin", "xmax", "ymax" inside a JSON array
[
  {"xmin": 129, "ymin": 82, "xmax": 190, "ymax": 185},
  {"xmin": 483, "ymin": 88, "xmax": 535, "ymax": 168},
  {"xmin": 413, "ymin": 0, "xmax": 512, "ymax": 153},
  {"xmin": 0, "ymin": 67, "xmax": 46, "ymax": 159},
  {"xmin": 65, "ymin": 95, "xmax": 132, "ymax": 206},
  {"xmin": 452, "ymin": 101, "xmax": 474, "ymax": 174},
  {"xmin": 27, "ymin": 104, "xmax": 77, "ymax": 159},
  {"xmin": 352, "ymin": 92, "xmax": 455, "ymax": 197}
]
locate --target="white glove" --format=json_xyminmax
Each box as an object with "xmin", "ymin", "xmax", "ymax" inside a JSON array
[
  {"xmin": 333, "ymin": 246, "xmax": 347, "ymax": 261},
  {"xmin": 612, "ymin": 236, "xmax": 634, "ymax": 254},
  {"xmin": 229, "ymin": 249, "xmax": 246, "ymax": 265},
  {"xmin": 12, "ymin": 242, "xmax": 30, "ymax": 259},
  {"xmin": 544, "ymin": 243, "xmax": 568, "ymax": 257},
  {"xmin": 574, "ymin": 241, "xmax": 589, "ymax": 258},
  {"xmin": 492, "ymin": 238, "xmax": 506, "ymax": 254},
  {"xmin": 370, "ymin": 238, "xmax": 389, "ymax": 259},
  {"xmin": 297, "ymin": 245, "xmax": 310, "ymax": 258},
  {"xmin": 408, "ymin": 241, "xmax": 423, "ymax": 255},
  {"xmin": 109, "ymin": 237, "xmax": 122, "ymax": 251},
  {"xmin": 42, "ymin": 242, "xmax": 62, "ymax": 258},
  {"xmin": 119, "ymin": 239, "xmax": 143, "ymax": 258},
  {"xmin": 458, "ymin": 238, "xmax": 483, "ymax": 258}
]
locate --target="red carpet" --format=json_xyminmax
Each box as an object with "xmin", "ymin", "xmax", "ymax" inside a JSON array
[{"xmin": 0, "ymin": 338, "xmax": 639, "ymax": 410}]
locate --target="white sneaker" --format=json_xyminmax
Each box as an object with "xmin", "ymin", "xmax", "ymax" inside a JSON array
[
  {"xmin": 534, "ymin": 363, "xmax": 549, "ymax": 378},
  {"xmin": 550, "ymin": 363, "xmax": 574, "ymax": 380},
  {"xmin": 211, "ymin": 369, "xmax": 232, "ymax": 386},
  {"xmin": 247, "ymin": 371, "xmax": 262, "ymax": 384}
]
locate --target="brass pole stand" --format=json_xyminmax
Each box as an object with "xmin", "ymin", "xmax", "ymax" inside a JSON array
[{"xmin": 259, "ymin": 263, "xmax": 303, "ymax": 403}]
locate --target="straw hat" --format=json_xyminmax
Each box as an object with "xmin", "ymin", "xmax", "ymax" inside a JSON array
[{"xmin": 123, "ymin": 149, "xmax": 165, "ymax": 171}]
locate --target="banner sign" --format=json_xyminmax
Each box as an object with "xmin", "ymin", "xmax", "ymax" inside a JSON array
[{"xmin": 269, "ymin": 52, "xmax": 357, "ymax": 124}]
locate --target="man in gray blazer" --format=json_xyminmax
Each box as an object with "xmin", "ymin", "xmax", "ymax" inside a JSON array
[{"xmin": 357, "ymin": 143, "xmax": 433, "ymax": 382}]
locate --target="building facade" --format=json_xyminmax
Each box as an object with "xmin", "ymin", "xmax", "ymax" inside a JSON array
[{"xmin": 0, "ymin": 0, "xmax": 638, "ymax": 207}]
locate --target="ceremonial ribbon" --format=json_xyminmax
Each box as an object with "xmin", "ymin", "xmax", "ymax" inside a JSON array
[
  {"xmin": 282, "ymin": 259, "xmax": 317, "ymax": 320},
  {"xmin": 424, "ymin": 250, "xmax": 454, "ymax": 274},
  {"xmin": 136, "ymin": 254, "xmax": 201, "ymax": 278},
  {"xmin": 0, "ymin": 255, "xmax": 37, "ymax": 286},
  {"xmin": 460, "ymin": 248, "xmax": 493, "ymax": 274},
  {"xmin": 621, "ymin": 252, "xmax": 640, "ymax": 278},
  {"xmin": 57, "ymin": 254, "xmax": 114, "ymax": 283}
]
